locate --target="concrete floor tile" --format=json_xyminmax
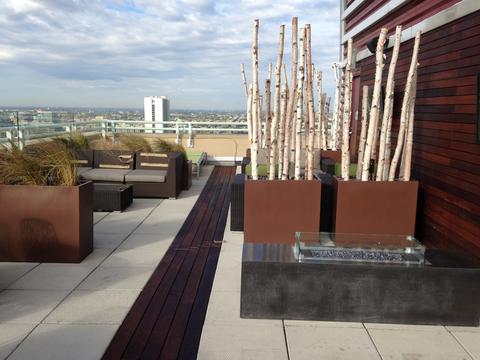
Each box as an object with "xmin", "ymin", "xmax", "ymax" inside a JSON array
[
  {"xmin": 365, "ymin": 323, "xmax": 448, "ymax": 331},
  {"xmin": 198, "ymin": 324, "xmax": 287, "ymax": 360},
  {"xmin": 286, "ymin": 325, "xmax": 380, "ymax": 360},
  {"xmin": 79, "ymin": 248, "xmax": 112, "ymax": 268},
  {"xmin": 93, "ymin": 212, "xmax": 109, "ymax": 224},
  {"xmin": 0, "ymin": 290, "xmax": 68, "ymax": 324},
  {"xmin": 211, "ymin": 267, "xmax": 241, "ymax": 292},
  {"xmin": 369, "ymin": 327, "xmax": 471, "ymax": 360},
  {"xmin": 0, "ymin": 323, "xmax": 36, "ymax": 359},
  {"xmin": 101, "ymin": 243, "xmax": 168, "ymax": 267},
  {"xmin": 119, "ymin": 232, "xmax": 175, "ymax": 250},
  {"xmin": 0, "ymin": 263, "xmax": 38, "ymax": 290},
  {"xmin": 205, "ymin": 290, "xmax": 280, "ymax": 327},
  {"xmin": 284, "ymin": 320, "xmax": 364, "ymax": 328},
  {"xmin": 451, "ymin": 331, "xmax": 480, "ymax": 359},
  {"xmin": 8, "ymin": 264, "xmax": 92, "ymax": 291},
  {"xmin": 93, "ymin": 232, "xmax": 129, "ymax": 249},
  {"xmin": 78, "ymin": 265, "xmax": 152, "ymax": 290},
  {"xmin": 43, "ymin": 289, "xmax": 139, "ymax": 325},
  {"xmin": 447, "ymin": 326, "xmax": 480, "ymax": 333},
  {"xmin": 8, "ymin": 324, "xmax": 117, "ymax": 360}
]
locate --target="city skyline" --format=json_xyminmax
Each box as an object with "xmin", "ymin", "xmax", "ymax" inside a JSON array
[{"xmin": 0, "ymin": 0, "xmax": 340, "ymax": 110}]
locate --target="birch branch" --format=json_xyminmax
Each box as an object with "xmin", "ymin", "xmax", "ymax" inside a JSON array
[
  {"xmin": 356, "ymin": 85, "xmax": 369, "ymax": 180},
  {"xmin": 278, "ymin": 71, "xmax": 288, "ymax": 179},
  {"xmin": 240, "ymin": 63, "xmax": 248, "ymax": 97},
  {"xmin": 383, "ymin": 83, "xmax": 395, "ymax": 180},
  {"xmin": 251, "ymin": 19, "xmax": 259, "ymax": 180},
  {"xmin": 361, "ymin": 28, "xmax": 388, "ymax": 181},
  {"xmin": 294, "ymin": 27, "xmax": 306, "ymax": 180},
  {"xmin": 305, "ymin": 24, "xmax": 315, "ymax": 180},
  {"xmin": 281, "ymin": 18, "xmax": 298, "ymax": 180},
  {"xmin": 264, "ymin": 64, "xmax": 272, "ymax": 165},
  {"xmin": 376, "ymin": 26, "xmax": 402, "ymax": 180},
  {"xmin": 269, "ymin": 24, "xmax": 285, "ymax": 180},
  {"xmin": 324, "ymin": 96, "xmax": 330, "ymax": 149},
  {"xmin": 332, "ymin": 63, "xmax": 340, "ymax": 150},
  {"xmin": 341, "ymin": 38, "xmax": 353, "ymax": 181},
  {"xmin": 316, "ymin": 70, "xmax": 323, "ymax": 150},
  {"xmin": 402, "ymin": 68, "xmax": 418, "ymax": 181},
  {"xmin": 388, "ymin": 31, "xmax": 421, "ymax": 181}
]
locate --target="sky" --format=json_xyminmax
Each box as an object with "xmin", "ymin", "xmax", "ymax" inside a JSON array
[{"xmin": 0, "ymin": 0, "xmax": 340, "ymax": 110}]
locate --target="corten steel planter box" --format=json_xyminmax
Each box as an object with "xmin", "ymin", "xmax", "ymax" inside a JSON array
[
  {"xmin": 320, "ymin": 150, "xmax": 341, "ymax": 162},
  {"xmin": 244, "ymin": 180, "xmax": 321, "ymax": 244},
  {"xmin": 0, "ymin": 182, "xmax": 93, "ymax": 263},
  {"xmin": 333, "ymin": 177, "xmax": 419, "ymax": 235}
]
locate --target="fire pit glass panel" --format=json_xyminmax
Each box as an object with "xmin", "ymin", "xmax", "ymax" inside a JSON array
[{"xmin": 295, "ymin": 232, "xmax": 426, "ymax": 265}]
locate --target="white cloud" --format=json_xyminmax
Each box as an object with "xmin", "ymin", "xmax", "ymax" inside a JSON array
[{"xmin": 0, "ymin": 0, "xmax": 340, "ymax": 109}]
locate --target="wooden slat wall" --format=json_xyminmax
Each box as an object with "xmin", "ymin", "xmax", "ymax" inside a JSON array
[
  {"xmin": 354, "ymin": 10, "xmax": 480, "ymax": 259},
  {"xmin": 345, "ymin": 0, "xmax": 461, "ymax": 50}
]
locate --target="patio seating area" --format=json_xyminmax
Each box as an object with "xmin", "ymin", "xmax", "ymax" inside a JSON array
[{"xmin": 0, "ymin": 167, "xmax": 217, "ymax": 359}]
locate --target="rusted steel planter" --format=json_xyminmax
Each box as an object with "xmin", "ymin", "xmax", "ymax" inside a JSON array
[
  {"xmin": 0, "ymin": 182, "xmax": 93, "ymax": 263},
  {"xmin": 244, "ymin": 180, "xmax": 321, "ymax": 244},
  {"xmin": 183, "ymin": 160, "xmax": 192, "ymax": 190},
  {"xmin": 320, "ymin": 150, "xmax": 341, "ymax": 162},
  {"xmin": 333, "ymin": 177, "xmax": 419, "ymax": 235}
]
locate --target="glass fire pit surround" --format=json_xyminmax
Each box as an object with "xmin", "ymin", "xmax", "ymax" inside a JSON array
[{"xmin": 294, "ymin": 232, "xmax": 426, "ymax": 265}]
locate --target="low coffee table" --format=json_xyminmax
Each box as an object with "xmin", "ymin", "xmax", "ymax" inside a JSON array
[{"xmin": 93, "ymin": 183, "xmax": 133, "ymax": 212}]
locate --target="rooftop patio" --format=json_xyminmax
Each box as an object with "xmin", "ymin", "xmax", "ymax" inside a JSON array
[{"xmin": 0, "ymin": 165, "xmax": 478, "ymax": 359}]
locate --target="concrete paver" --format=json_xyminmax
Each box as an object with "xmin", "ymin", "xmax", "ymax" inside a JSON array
[{"xmin": 8, "ymin": 324, "xmax": 117, "ymax": 360}]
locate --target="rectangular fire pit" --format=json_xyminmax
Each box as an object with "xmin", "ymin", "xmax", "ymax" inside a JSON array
[{"xmin": 241, "ymin": 233, "xmax": 480, "ymax": 326}]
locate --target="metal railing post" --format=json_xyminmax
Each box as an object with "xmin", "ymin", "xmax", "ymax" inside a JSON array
[
  {"xmin": 188, "ymin": 122, "xmax": 193, "ymax": 148},
  {"xmin": 111, "ymin": 122, "xmax": 116, "ymax": 143},
  {"xmin": 18, "ymin": 129, "xmax": 25, "ymax": 150},
  {"xmin": 175, "ymin": 120, "xmax": 180, "ymax": 144}
]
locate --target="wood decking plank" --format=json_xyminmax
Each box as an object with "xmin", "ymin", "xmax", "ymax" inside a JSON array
[{"xmin": 102, "ymin": 166, "xmax": 235, "ymax": 360}]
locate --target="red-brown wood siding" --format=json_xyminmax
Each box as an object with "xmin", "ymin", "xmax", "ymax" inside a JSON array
[
  {"xmin": 352, "ymin": 10, "xmax": 480, "ymax": 260},
  {"xmin": 345, "ymin": 0, "xmax": 461, "ymax": 51}
]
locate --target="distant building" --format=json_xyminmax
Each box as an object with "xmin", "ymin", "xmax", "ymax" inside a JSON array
[
  {"xmin": 144, "ymin": 96, "xmax": 169, "ymax": 134},
  {"xmin": 33, "ymin": 111, "xmax": 60, "ymax": 124}
]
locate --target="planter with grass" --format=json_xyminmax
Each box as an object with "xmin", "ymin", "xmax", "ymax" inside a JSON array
[{"xmin": 0, "ymin": 141, "xmax": 93, "ymax": 263}]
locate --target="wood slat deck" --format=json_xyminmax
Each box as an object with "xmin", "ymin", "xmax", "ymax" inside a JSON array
[{"xmin": 103, "ymin": 166, "xmax": 236, "ymax": 360}]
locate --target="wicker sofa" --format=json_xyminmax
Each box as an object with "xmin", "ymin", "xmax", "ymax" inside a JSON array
[
  {"xmin": 126, "ymin": 152, "xmax": 184, "ymax": 198},
  {"xmin": 77, "ymin": 150, "xmax": 184, "ymax": 198}
]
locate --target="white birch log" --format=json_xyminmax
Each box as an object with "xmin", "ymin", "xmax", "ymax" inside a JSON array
[
  {"xmin": 331, "ymin": 63, "xmax": 340, "ymax": 150},
  {"xmin": 269, "ymin": 25, "xmax": 285, "ymax": 180},
  {"xmin": 356, "ymin": 85, "xmax": 369, "ymax": 180},
  {"xmin": 315, "ymin": 70, "xmax": 323, "ymax": 150},
  {"xmin": 264, "ymin": 65, "xmax": 272, "ymax": 166},
  {"xmin": 277, "ymin": 64, "xmax": 288, "ymax": 179},
  {"xmin": 402, "ymin": 69, "xmax": 418, "ymax": 181},
  {"xmin": 282, "ymin": 17, "xmax": 298, "ymax": 180},
  {"xmin": 388, "ymin": 31, "xmax": 421, "ymax": 181},
  {"xmin": 241, "ymin": 63, "xmax": 248, "ymax": 97},
  {"xmin": 294, "ymin": 27, "xmax": 306, "ymax": 180},
  {"xmin": 251, "ymin": 19, "xmax": 260, "ymax": 180},
  {"xmin": 341, "ymin": 38, "xmax": 353, "ymax": 181},
  {"xmin": 383, "ymin": 83, "xmax": 395, "ymax": 180},
  {"xmin": 361, "ymin": 28, "xmax": 388, "ymax": 181},
  {"xmin": 242, "ymin": 64, "xmax": 253, "ymax": 143},
  {"xmin": 324, "ymin": 96, "xmax": 330, "ymax": 149},
  {"xmin": 376, "ymin": 26, "xmax": 402, "ymax": 181},
  {"xmin": 305, "ymin": 25, "xmax": 316, "ymax": 180},
  {"xmin": 278, "ymin": 73, "xmax": 288, "ymax": 179},
  {"xmin": 247, "ymin": 84, "xmax": 253, "ymax": 149},
  {"xmin": 257, "ymin": 94, "xmax": 263, "ymax": 148}
]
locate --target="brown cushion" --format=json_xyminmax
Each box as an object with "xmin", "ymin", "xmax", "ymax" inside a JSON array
[{"xmin": 125, "ymin": 170, "xmax": 167, "ymax": 183}]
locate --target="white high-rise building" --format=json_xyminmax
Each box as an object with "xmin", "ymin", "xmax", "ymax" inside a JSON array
[{"xmin": 144, "ymin": 96, "xmax": 169, "ymax": 133}]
